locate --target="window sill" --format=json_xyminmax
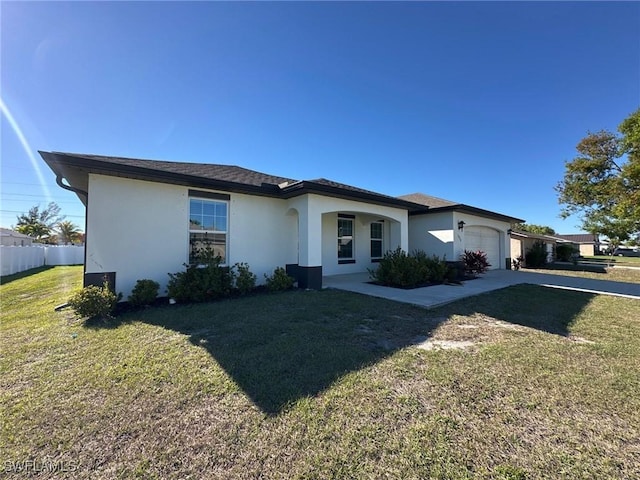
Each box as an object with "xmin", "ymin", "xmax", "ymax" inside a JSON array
[
  {"xmin": 371, "ymin": 258, "xmax": 382, "ymax": 263},
  {"xmin": 338, "ymin": 259, "xmax": 356, "ymax": 264}
]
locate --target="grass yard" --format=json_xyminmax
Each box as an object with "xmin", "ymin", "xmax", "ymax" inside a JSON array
[
  {"xmin": 582, "ymin": 255, "xmax": 640, "ymax": 267},
  {"xmin": 525, "ymin": 263, "xmax": 640, "ymax": 284},
  {"xmin": 2, "ymin": 266, "xmax": 640, "ymax": 479}
]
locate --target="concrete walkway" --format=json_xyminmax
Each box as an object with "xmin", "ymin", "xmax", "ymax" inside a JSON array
[{"xmin": 323, "ymin": 270, "xmax": 640, "ymax": 308}]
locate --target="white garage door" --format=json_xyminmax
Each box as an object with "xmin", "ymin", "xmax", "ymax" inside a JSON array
[{"xmin": 464, "ymin": 226, "xmax": 500, "ymax": 270}]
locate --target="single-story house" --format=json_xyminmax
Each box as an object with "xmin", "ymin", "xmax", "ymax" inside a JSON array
[
  {"xmin": 555, "ymin": 233, "xmax": 602, "ymax": 256},
  {"xmin": 0, "ymin": 228, "xmax": 34, "ymax": 246},
  {"xmin": 40, "ymin": 151, "xmax": 523, "ymax": 298},
  {"xmin": 509, "ymin": 230, "xmax": 567, "ymax": 265}
]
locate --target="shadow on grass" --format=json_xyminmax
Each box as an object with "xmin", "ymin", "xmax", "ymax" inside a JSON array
[
  {"xmin": 91, "ymin": 285, "xmax": 594, "ymax": 415},
  {"xmin": 529, "ymin": 264, "xmax": 608, "ymax": 274},
  {"xmin": 0, "ymin": 265, "xmax": 54, "ymax": 285}
]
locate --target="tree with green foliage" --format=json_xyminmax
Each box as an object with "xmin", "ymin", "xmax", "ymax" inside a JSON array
[
  {"xmin": 512, "ymin": 223, "xmax": 556, "ymax": 236},
  {"xmin": 14, "ymin": 202, "xmax": 65, "ymax": 243},
  {"xmin": 556, "ymin": 108, "xmax": 640, "ymax": 246},
  {"xmin": 57, "ymin": 220, "xmax": 82, "ymax": 245}
]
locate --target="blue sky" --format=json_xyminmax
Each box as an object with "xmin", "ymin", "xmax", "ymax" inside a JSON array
[{"xmin": 2, "ymin": 1, "xmax": 639, "ymax": 234}]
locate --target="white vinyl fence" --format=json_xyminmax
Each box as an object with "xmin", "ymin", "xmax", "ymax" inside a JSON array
[{"xmin": 0, "ymin": 245, "xmax": 84, "ymax": 277}]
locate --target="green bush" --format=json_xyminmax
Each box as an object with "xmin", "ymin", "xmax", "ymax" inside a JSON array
[
  {"xmin": 555, "ymin": 243, "xmax": 577, "ymax": 262},
  {"xmin": 421, "ymin": 251, "xmax": 449, "ymax": 283},
  {"xmin": 167, "ymin": 254, "xmax": 232, "ymax": 303},
  {"xmin": 234, "ymin": 262, "xmax": 256, "ymax": 295},
  {"xmin": 128, "ymin": 279, "xmax": 160, "ymax": 307},
  {"xmin": 525, "ymin": 241, "xmax": 548, "ymax": 268},
  {"xmin": 68, "ymin": 282, "xmax": 118, "ymax": 319},
  {"xmin": 461, "ymin": 250, "xmax": 491, "ymax": 274},
  {"xmin": 369, "ymin": 247, "xmax": 448, "ymax": 287},
  {"xmin": 264, "ymin": 267, "xmax": 295, "ymax": 292},
  {"xmin": 369, "ymin": 247, "xmax": 422, "ymax": 288}
]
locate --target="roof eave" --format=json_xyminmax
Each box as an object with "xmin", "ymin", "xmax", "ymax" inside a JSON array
[
  {"xmin": 40, "ymin": 151, "xmax": 284, "ymax": 199},
  {"xmin": 280, "ymin": 181, "xmax": 426, "ymax": 211},
  {"xmin": 410, "ymin": 203, "xmax": 524, "ymax": 224}
]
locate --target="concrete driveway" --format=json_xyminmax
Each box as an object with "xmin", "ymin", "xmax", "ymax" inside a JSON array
[{"xmin": 323, "ymin": 270, "xmax": 640, "ymax": 308}]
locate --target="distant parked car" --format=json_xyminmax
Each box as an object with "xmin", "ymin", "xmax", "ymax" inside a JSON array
[{"xmin": 613, "ymin": 247, "xmax": 640, "ymax": 257}]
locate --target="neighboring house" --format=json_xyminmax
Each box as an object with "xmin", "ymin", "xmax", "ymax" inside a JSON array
[
  {"xmin": 509, "ymin": 230, "xmax": 566, "ymax": 266},
  {"xmin": 400, "ymin": 193, "xmax": 523, "ymax": 271},
  {"xmin": 555, "ymin": 233, "xmax": 601, "ymax": 256},
  {"xmin": 40, "ymin": 152, "xmax": 523, "ymax": 298},
  {"xmin": 0, "ymin": 228, "xmax": 34, "ymax": 246}
]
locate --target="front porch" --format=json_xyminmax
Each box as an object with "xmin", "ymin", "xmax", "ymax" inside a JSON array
[{"xmin": 285, "ymin": 194, "xmax": 410, "ymax": 289}]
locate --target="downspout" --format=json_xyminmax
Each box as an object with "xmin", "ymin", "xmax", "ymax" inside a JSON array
[{"xmin": 55, "ymin": 175, "xmax": 89, "ymax": 282}]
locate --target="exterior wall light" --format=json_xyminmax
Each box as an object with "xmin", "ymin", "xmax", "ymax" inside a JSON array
[{"xmin": 458, "ymin": 220, "xmax": 465, "ymax": 231}]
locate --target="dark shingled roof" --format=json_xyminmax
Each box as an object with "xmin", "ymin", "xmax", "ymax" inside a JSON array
[
  {"xmin": 308, "ymin": 178, "xmax": 410, "ymax": 203},
  {"xmin": 398, "ymin": 192, "xmax": 458, "ymax": 208},
  {"xmin": 509, "ymin": 230, "xmax": 567, "ymax": 242},
  {"xmin": 56, "ymin": 153, "xmax": 295, "ymax": 188},
  {"xmin": 39, "ymin": 151, "xmax": 524, "ymax": 220},
  {"xmin": 555, "ymin": 234, "xmax": 600, "ymax": 244},
  {"xmin": 399, "ymin": 192, "xmax": 524, "ymax": 223},
  {"xmin": 40, "ymin": 151, "xmax": 425, "ymax": 211}
]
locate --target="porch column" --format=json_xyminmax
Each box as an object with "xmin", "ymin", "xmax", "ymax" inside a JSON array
[
  {"xmin": 389, "ymin": 217, "xmax": 409, "ymax": 252},
  {"xmin": 296, "ymin": 198, "xmax": 323, "ymax": 289}
]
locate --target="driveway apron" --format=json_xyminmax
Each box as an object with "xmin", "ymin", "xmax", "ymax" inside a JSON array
[{"xmin": 323, "ymin": 270, "xmax": 640, "ymax": 308}]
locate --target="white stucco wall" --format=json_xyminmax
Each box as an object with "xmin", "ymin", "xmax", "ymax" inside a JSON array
[
  {"xmin": 407, "ymin": 211, "xmax": 456, "ymax": 260},
  {"xmin": 86, "ymin": 177, "xmax": 413, "ymax": 293},
  {"xmin": 409, "ymin": 210, "xmax": 512, "ymax": 269},
  {"xmin": 228, "ymin": 193, "xmax": 298, "ymax": 279},
  {"xmin": 86, "ymin": 174, "xmax": 188, "ymax": 298},
  {"xmin": 87, "ymin": 175, "xmax": 300, "ymax": 298}
]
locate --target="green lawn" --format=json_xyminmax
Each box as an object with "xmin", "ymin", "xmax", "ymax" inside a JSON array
[
  {"xmin": 525, "ymin": 263, "xmax": 640, "ymax": 284},
  {"xmin": 582, "ymin": 255, "xmax": 640, "ymax": 266},
  {"xmin": 2, "ymin": 266, "xmax": 640, "ymax": 479}
]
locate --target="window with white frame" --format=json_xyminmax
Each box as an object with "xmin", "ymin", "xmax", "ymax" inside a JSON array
[
  {"xmin": 370, "ymin": 221, "xmax": 383, "ymax": 260},
  {"xmin": 337, "ymin": 215, "xmax": 354, "ymax": 262},
  {"xmin": 189, "ymin": 197, "xmax": 228, "ymax": 264}
]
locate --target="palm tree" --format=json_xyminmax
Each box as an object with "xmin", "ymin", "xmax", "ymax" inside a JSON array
[{"xmin": 57, "ymin": 221, "xmax": 82, "ymax": 245}]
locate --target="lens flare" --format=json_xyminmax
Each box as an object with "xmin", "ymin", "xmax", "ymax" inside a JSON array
[{"xmin": 0, "ymin": 96, "xmax": 51, "ymax": 199}]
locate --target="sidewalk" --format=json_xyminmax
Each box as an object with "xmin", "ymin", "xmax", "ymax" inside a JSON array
[{"xmin": 323, "ymin": 270, "xmax": 640, "ymax": 308}]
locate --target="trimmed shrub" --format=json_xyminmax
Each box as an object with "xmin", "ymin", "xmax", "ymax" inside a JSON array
[
  {"xmin": 369, "ymin": 247, "xmax": 449, "ymax": 287},
  {"xmin": 461, "ymin": 250, "xmax": 491, "ymax": 275},
  {"xmin": 446, "ymin": 261, "xmax": 466, "ymax": 282},
  {"xmin": 167, "ymin": 254, "xmax": 233, "ymax": 303},
  {"xmin": 128, "ymin": 279, "xmax": 160, "ymax": 307},
  {"xmin": 68, "ymin": 282, "xmax": 118, "ymax": 319},
  {"xmin": 264, "ymin": 267, "xmax": 295, "ymax": 292},
  {"xmin": 525, "ymin": 241, "xmax": 548, "ymax": 268},
  {"xmin": 234, "ymin": 262, "xmax": 257, "ymax": 295},
  {"xmin": 369, "ymin": 247, "xmax": 422, "ymax": 288},
  {"xmin": 555, "ymin": 243, "xmax": 577, "ymax": 262}
]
